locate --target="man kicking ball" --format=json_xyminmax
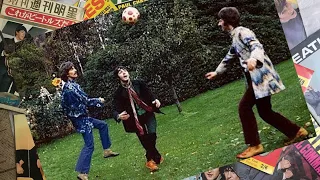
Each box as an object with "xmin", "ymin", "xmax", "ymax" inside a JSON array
[{"xmin": 205, "ymin": 7, "xmax": 308, "ymax": 159}]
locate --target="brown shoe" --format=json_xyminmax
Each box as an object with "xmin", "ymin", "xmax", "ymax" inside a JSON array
[
  {"xmin": 146, "ymin": 160, "xmax": 159, "ymax": 172},
  {"xmin": 77, "ymin": 173, "xmax": 88, "ymax": 180},
  {"xmin": 103, "ymin": 149, "xmax": 120, "ymax": 158},
  {"xmin": 284, "ymin": 127, "xmax": 308, "ymax": 146},
  {"xmin": 236, "ymin": 144, "xmax": 264, "ymax": 159}
]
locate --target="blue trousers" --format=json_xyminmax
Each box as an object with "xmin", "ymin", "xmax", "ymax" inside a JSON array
[{"xmin": 73, "ymin": 117, "xmax": 111, "ymax": 174}]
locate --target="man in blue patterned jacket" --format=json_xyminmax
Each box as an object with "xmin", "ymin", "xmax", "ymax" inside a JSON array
[
  {"xmin": 205, "ymin": 7, "xmax": 308, "ymax": 159},
  {"xmin": 60, "ymin": 61, "xmax": 119, "ymax": 180}
]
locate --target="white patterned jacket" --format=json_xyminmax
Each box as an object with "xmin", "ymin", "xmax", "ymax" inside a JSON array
[{"xmin": 215, "ymin": 26, "xmax": 285, "ymax": 99}]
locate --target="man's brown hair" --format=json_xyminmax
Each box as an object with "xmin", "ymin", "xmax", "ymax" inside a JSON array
[
  {"xmin": 218, "ymin": 7, "xmax": 240, "ymax": 27},
  {"xmin": 59, "ymin": 61, "xmax": 75, "ymax": 81}
]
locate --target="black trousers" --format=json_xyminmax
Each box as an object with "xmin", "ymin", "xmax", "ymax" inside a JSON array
[{"xmin": 137, "ymin": 133, "xmax": 161, "ymax": 163}]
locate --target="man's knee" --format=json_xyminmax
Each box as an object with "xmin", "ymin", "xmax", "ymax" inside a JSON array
[
  {"xmin": 85, "ymin": 141, "xmax": 94, "ymax": 151},
  {"xmin": 257, "ymin": 108, "xmax": 272, "ymax": 120},
  {"xmin": 92, "ymin": 118, "xmax": 108, "ymax": 130},
  {"xmin": 83, "ymin": 133, "xmax": 94, "ymax": 150},
  {"xmin": 100, "ymin": 122, "xmax": 108, "ymax": 130}
]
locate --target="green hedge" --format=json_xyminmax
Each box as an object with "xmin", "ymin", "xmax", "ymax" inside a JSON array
[{"xmin": 20, "ymin": 95, "xmax": 74, "ymax": 144}]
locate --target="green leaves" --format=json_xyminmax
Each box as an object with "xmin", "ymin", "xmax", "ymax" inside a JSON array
[{"xmin": 20, "ymin": 95, "xmax": 73, "ymax": 143}]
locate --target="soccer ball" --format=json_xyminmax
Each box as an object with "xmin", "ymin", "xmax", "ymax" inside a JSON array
[{"xmin": 122, "ymin": 7, "xmax": 140, "ymax": 25}]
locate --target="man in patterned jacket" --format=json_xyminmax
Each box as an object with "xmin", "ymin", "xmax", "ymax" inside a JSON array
[
  {"xmin": 205, "ymin": 7, "xmax": 308, "ymax": 159},
  {"xmin": 60, "ymin": 61, "xmax": 119, "ymax": 180}
]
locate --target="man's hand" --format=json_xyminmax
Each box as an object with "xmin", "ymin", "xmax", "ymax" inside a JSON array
[
  {"xmin": 99, "ymin": 97, "xmax": 105, "ymax": 103},
  {"xmin": 152, "ymin": 99, "xmax": 161, "ymax": 108},
  {"xmin": 16, "ymin": 160, "xmax": 24, "ymax": 174},
  {"xmin": 37, "ymin": 159, "xmax": 42, "ymax": 169},
  {"xmin": 118, "ymin": 111, "xmax": 130, "ymax": 121},
  {"xmin": 205, "ymin": 72, "xmax": 217, "ymax": 80},
  {"xmin": 246, "ymin": 58, "xmax": 257, "ymax": 71},
  {"xmin": 284, "ymin": 169, "xmax": 293, "ymax": 179},
  {"xmin": 279, "ymin": 157, "xmax": 291, "ymax": 169}
]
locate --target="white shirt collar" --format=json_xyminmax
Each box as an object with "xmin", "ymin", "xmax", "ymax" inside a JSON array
[{"xmin": 14, "ymin": 36, "xmax": 21, "ymax": 43}]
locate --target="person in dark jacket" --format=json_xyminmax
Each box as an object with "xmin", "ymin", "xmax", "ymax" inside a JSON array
[
  {"xmin": 0, "ymin": 25, "xmax": 27, "ymax": 95},
  {"xmin": 112, "ymin": 66, "xmax": 164, "ymax": 172}
]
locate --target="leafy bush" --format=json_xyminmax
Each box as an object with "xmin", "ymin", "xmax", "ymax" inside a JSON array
[{"xmin": 20, "ymin": 93, "xmax": 74, "ymax": 144}]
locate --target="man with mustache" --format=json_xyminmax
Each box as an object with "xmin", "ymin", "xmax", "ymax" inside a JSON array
[
  {"xmin": 205, "ymin": 7, "xmax": 308, "ymax": 159},
  {"xmin": 59, "ymin": 61, "xmax": 119, "ymax": 180},
  {"xmin": 112, "ymin": 66, "xmax": 163, "ymax": 172}
]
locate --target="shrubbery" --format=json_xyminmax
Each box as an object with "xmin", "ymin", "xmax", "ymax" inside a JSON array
[{"xmin": 20, "ymin": 93, "xmax": 74, "ymax": 144}]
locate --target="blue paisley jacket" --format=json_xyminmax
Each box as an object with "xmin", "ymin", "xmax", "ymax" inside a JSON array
[
  {"xmin": 215, "ymin": 26, "xmax": 285, "ymax": 99},
  {"xmin": 61, "ymin": 80, "xmax": 103, "ymax": 133}
]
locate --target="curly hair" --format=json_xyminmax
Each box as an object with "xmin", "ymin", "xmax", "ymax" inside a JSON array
[
  {"xmin": 218, "ymin": 7, "xmax": 240, "ymax": 27},
  {"xmin": 59, "ymin": 61, "xmax": 74, "ymax": 81}
]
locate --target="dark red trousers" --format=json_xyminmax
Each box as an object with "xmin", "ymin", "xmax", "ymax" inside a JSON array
[{"xmin": 239, "ymin": 75, "xmax": 300, "ymax": 146}]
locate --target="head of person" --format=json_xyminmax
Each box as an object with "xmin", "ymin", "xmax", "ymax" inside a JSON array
[
  {"xmin": 113, "ymin": 66, "xmax": 130, "ymax": 83},
  {"xmin": 59, "ymin": 61, "xmax": 77, "ymax": 81},
  {"xmin": 15, "ymin": 25, "xmax": 27, "ymax": 41},
  {"xmin": 218, "ymin": 7, "xmax": 240, "ymax": 32},
  {"xmin": 201, "ymin": 168, "xmax": 220, "ymax": 180},
  {"xmin": 274, "ymin": 0, "xmax": 297, "ymax": 23},
  {"xmin": 221, "ymin": 166, "xmax": 239, "ymax": 180}
]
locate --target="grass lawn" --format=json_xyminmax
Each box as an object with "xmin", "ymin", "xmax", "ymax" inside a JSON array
[{"xmin": 37, "ymin": 60, "xmax": 315, "ymax": 180}]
